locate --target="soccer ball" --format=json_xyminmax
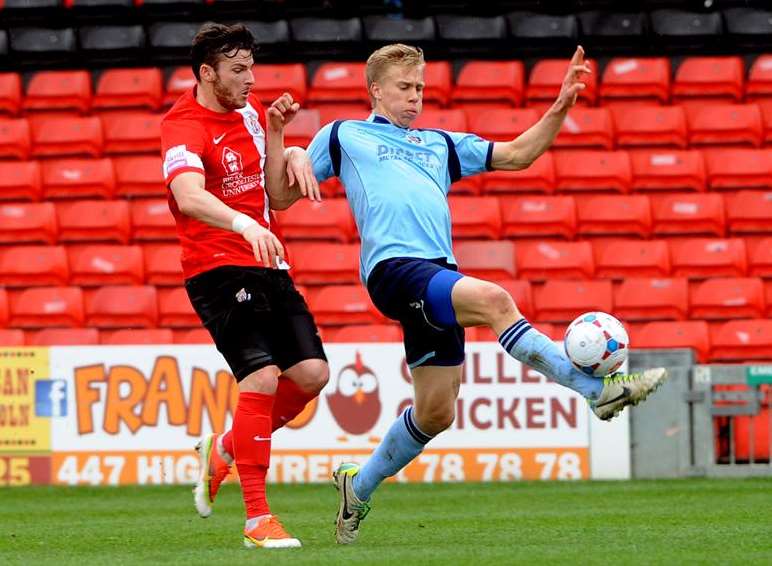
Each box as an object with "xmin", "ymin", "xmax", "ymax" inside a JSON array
[{"xmin": 564, "ymin": 312, "xmax": 629, "ymax": 378}]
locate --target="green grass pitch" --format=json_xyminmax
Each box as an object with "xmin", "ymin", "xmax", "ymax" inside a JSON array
[{"xmin": 1, "ymin": 479, "xmax": 770, "ymax": 565}]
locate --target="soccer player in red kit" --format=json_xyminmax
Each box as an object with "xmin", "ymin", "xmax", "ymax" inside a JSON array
[{"xmin": 160, "ymin": 23, "xmax": 328, "ymax": 549}]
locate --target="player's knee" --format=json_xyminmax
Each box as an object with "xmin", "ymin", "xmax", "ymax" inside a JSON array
[
  {"xmin": 416, "ymin": 403, "xmax": 455, "ymax": 436},
  {"xmin": 292, "ymin": 359, "xmax": 329, "ymax": 395},
  {"xmin": 478, "ymin": 283, "xmax": 518, "ymax": 322}
]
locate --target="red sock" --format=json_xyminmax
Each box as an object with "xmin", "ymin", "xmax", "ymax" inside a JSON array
[
  {"xmin": 221, "ymin": 430, "xmax": 234, "ymax": 460},
  {"xmin": 272, "ymin": 377, "xmax": 318, "ymax": 432},
  {"xmin": 232, "ymin": 391, "xmax": 274, "ymax": 519}
]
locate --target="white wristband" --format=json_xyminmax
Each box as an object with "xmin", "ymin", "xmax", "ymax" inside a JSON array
[{"xmin": 231, "ymin": 213, "xmax": 257, "ymax": 234}]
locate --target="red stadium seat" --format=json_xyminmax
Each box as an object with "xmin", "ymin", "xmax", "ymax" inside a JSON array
[
  {"xmin": 30, "ymin": 116, "xmax": 102, "ymax": 158},
  {"xmin": 85, "ymin": 285, "xmax": 158, "ymax": 328},
  {"xmin": 308, "ymin": 63, "xmax": 369, "ymax": 107},
  {"xmin": 632, "ymin": 320, "xmax": 710, "ymax": 362},
  {"xmin": 672, "ymin": 56, "xmax": 744, "ymax": 105},
  {"xmin": 68, "ymin": 245, "xmax": 144, "ymax": 286},
  {"xmin": 534, "ymin": 280, "xmax": 613, "ymax": 323},
  {"xmin": 703, "ymin": 148, "xmax": 772, "ymax": 190},
  {"xmin": 309, "ymin": 285, "xmax": 383, "ymax": 326},
  {"xmin": 454, "ymin": 240, "xmax": 516, "ymax": 280},
  {"xmin": 692, "ymin": 277, "xmax": 765, "ymax": 320},
  {"xmin": 9, "ymin": 287, "xmax": 84, "ymax": 328},
  {"xmin": 746, "ymin": 55, "xmax": 772, "ymax": 101},
  {"xmin": 614, "ymin": 278, "xmax": 689, "ymax": 321},
  {"xmin": 468, "ymin": 109, "xmax": 538, "ymax": 141},
  {"xmin": 41, "ymin": 158, "xmax": 115, "ymax": 200},
  {"xmin": 422, "ymin": 61, "xmax": 452, "ymax": 107},
  {"xmin": 93, "ymin": 68, "xmax": 163, "ymax": 111},
  {"xmin": 749, "ymin": 237, "xmax": 772, "ymax": 277},
  {"xmin": 576, "ymin": 194, "xmax": 652, "ymax": 238},
  {"xmin": 0, "ymin": 245, "xmax": 68, "ymax": 287},
  {"xmin": 0, "ymin": 72, "xmax": 22, "ymax": 115},
  {"xmin": 600, "ymin": 57, "xmax": 671, "ymax": 105},
  {"xmin": 0, "ymin": 288, "xmax": 6, "ymax": 326},
  {"xmin": 173, "ymin": 328, "xmax": 213, "ymax": 344},
  {"xmin": 251, "ymin": 63, "xmax": 308, "ymax": 105},
  {"xmin": 412, "ymin": 108, "xmax": 467, "ymax": 131},
  {"xmin": 757, "ymin": 100, "xmax": 772, "ymax": 144},
  {"xmin": 452, "ymin": 61, "xmax": 524, "ymax": 107},
  {"xmin": 554, "ymin": 107, "xmax": 614, "ymax": 150},
  {"xmin": 449, "ymin": 196, "xmax": 502, "ymax": 240},
  {"xmin": 725, "ymin": 191, "xmax": 772, "ymax": 234},
  {"xmin": 26, "ymin": 328, "xmax": 100, "ymax": 346},
  {"xmin": 496, "ymin": 279, "xmax": 533, "ymax": 320},
  {"xmin": 284, "ymin": 109, "xmax": 319, "ymax": 148},
  {"xmin": 670, "ymin": 238, "xmax": 747, "ymax": 278},
  {"xmin": 331, "ymin": 324, "xmax": 402, "ymax": 343},
  {"xmin": 650, "ymin": 193, "xmax": 725, "ymax": 237},
  {"xmin": 630, "ymin": 150, "xmax": 706, "ymax": 193},
  {"xmin": 499, "ymin": 195, "xmax": 576, "ymax": 240},
  {"xmin": 0, "ymin": 161, "xmax": 42, "ymax": 201},
  {"xmin": 612, "ymin": 106, "xmax": 688, "ymax": 148},
  {"xmin": 101, "ymin": 112, "xmax": 162, "ymax": 155},
  {"xmin": 113, "ymin": 155, "xmax": 165, "ymax": 197},
  {"xmin": 100, "ymin": 328, "xmax": 174, "ymax": 345},
  {"xmin": 0, "ymin": 329, "xmax": 25, "ymax": 346},
  {"xmin": 130, "ymin": 199, "xmax": 176, "ymax": 241},
  {"xmin": 143, "ymin": 244, "xmax": 183, "ymax": 286},
  {"xmin": 164, "ymin": 67, "xmax": 195, "ymax": 106},
  {"xmin": 23, "ymin": 70, "xmax": 92, "ymax": 114},
  {"xmin": 480, "ymin": 153, "xmax": 555, "ymax": 195},
  {"xmin": 292, "ymin": 242, "xmax": 359, "ymax": 285},
  {"xmin": 527, "ymin": 59, "xmax": 598, "ymax": 106},
  {"xmin": 711, "ymin": 319, "xmax": 772, "ymax": 361},
  {"xmin": 0, "ymin": 202, "xmax": 57, "ymax": 244},
  {"xmin": 0, "ymin": 118, "xmax": 31, "ymax": 159},
  {"xmin": 594, "ymin": 239, "xmax": 671, "ymax": 279},
  {"xmin": 315, "ymin": 104, "xmax": 370, "ymax": 125},
  {"xmin": 685, "ymin": 104, "xmax": 763, "ymax": 148},
  {"xmin": 157, "ymin": 287, "xmax": 198, "ymax": 327},
  {"xmin": 767, "ymin": 280, "xmax": 772, "ymax": 317},
  {"xmin": 450, "ymin": 175, "xmax": 482, "ymax": 196},
  {"xmin": 278, "ymin": 199, "xmax": 357, "ymax": 244},
  {"xmin": 319, "ymin": 177, "xmax": 344, "ymax": 198},
  {"xmin": 56, "ymin": 200, "xmax": 130, "ymax": 243},
  {"xmin": 516, "ymin": 241, "xmax": 594, "ymax": 280},
  {"xmin": 554, "ymin": 151, "xmax": 632, "ymax": 193}
]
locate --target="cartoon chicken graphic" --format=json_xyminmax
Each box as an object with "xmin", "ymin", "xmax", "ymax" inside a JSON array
[{"xmin": 327, "ymin": 351, "xmax": 381, "ymax": 439}]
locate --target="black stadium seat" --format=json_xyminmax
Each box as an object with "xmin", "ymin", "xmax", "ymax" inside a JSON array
[
  {"xmin": 8, "ymin": 27, "xmax": 77, "ymax": 67},
  {"xmin": 363, "ymin": 15, "xmax": 435, "ymax": 44},
  {"xmin": 436, "ymin": 15, "xmax": 506, "ymax": 56},
  {"xmin": 578, "ymin": 11, "xmax": 647, "ymax": 49},
  {"xmin": 506, "ymin": 12, "xmax": 578, "ymax": 50},
  {"xmin": 290, "ymin": 17, "xmax": 362, "ymax": 58},
  {"xmin": 724, "ymin": 8, "xmax": 772, "ymax": 48},
  {"xmin": 147, "ymin": 22, "xmax": 200, "ymax": 64},
  {"xmin": 79, "ymin": 25, "xmax": 145, "ymax": 64},
  {"xmin": 650, "ymin": 9, "xmax": 724, "ymax": 49}
]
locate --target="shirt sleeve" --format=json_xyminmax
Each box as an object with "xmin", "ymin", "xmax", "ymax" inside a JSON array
[
  {"xmin": 444, "ymin": 130, "xmax": 495, "ymax": 178},
  {"xmin": 160, "ymin": 118, "xmax": 207, "ymax": 187},
  {"xmin": 306, "ymin": 122, "xmax": 335, "ymax": 182}
]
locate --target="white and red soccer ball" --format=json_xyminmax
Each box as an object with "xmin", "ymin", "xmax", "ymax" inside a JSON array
[{"xmin": 564, "ymin": 312, "xmax": 629, "ymax": 378}]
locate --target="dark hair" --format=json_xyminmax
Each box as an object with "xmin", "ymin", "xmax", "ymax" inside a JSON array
[{"xmin": 191, "ymin": 23, "xmax": 256, "ymax": 81}]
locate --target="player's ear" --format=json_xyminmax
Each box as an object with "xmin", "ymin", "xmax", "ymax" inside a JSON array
[
  {"xmin": 200, "ymin": 64, "xmax": 214, "ymax": 83},
  {"xmin": 370, "ymin": 81, "xmax": 381, "ymax": 102}
]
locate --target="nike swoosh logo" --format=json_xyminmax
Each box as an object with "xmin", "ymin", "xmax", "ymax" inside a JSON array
[
  {"xmin": 213, "ymin": 133, "xmax": 226, "ymax": 144},
  {"xmin": 341, "ymin": 474, "xmax": 353, "ymax": 520},
  {"xmin": 596, "ymin": 386, "xmax": 631, "ymax": 408},
  {"xmin": 253, "ymin": 436, "xmax": 270, "ymax": 441}
]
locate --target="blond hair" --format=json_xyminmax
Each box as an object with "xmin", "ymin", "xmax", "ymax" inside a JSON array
[{"xmin": 366, "ymin": 44, "xmax": 425, "ymax": 104}]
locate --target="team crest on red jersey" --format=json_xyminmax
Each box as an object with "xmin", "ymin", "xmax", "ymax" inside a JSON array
[
  {"xmin": 244, "ymin": 112, "xmax": 261, "ymax": 137},
  {"xmin": 221, "ymin": 147, "xmax": 243, "ymax": 175}
]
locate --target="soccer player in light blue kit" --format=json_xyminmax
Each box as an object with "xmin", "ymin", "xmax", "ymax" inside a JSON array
[{"xmin": 304, "ymin": 44, "xmax": 668, "ymax": 544}]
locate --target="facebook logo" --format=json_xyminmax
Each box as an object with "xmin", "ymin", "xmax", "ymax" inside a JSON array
[{"xmin": 35, "ymin": 380, "xmax": 68, "ymax": 417}]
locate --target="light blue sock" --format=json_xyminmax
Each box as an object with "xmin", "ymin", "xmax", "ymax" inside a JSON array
[
  {"xmin": 499, "ymin": 318, "xmax": 603, "ymax": 400},
  {"xmin": 352, "ymin": 406, "xmax": 431, "ymax": 501}
]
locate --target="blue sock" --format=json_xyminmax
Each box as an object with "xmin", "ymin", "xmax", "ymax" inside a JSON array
[
  {"xmin": 499, "ymin": 319, "xmax": 603, "ymax": 400},
  {"xmin": 353, "ymin": 406, "xmax": 431, "ymax": 501}
]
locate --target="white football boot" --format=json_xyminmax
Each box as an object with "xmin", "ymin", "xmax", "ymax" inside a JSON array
[{"xmin": 591, "ymin": 368, "xmax": 668, "ymax": 421}]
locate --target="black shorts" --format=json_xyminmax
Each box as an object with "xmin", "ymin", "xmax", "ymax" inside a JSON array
[
  {"xmin": 366, "ymin": 257, "xmax": 465, "ymax": 369},
  {"xmin": 185, "ymin": 265, "xmax": 326, "ymax": 381}
]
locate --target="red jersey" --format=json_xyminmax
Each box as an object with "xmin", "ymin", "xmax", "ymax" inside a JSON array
[{"xmin": 161, "ymin": 88, "xmax": 287, "ymax": 279}]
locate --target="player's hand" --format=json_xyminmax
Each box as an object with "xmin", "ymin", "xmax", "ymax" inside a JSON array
[
  {"xmin": 555, "ymin": 46, "xmax": 591, "ymax": 112},
  {"xmin": 242, "ymin": 223, "xmax": 285, "ymax": 268},
  {"xmin": 286, "ymin": 147, "xmax": 321, "ymax": 202},
  {"xmin": 267, "ymin": 92, "xmax": 300, "ymax": 131}
]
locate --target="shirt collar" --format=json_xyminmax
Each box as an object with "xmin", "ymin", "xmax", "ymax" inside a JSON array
[{"xmin": 368, "ymin": 113, "xmax": 407, "ymax": 128}]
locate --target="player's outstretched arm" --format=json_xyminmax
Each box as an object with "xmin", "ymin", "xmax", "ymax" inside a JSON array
[{"xmin": 490, "ymin": 46, "xmax": 591, "ymax": 171}]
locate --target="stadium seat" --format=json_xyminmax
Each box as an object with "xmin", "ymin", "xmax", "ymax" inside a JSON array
[
  {"xmin": 251, "ymin": 63, "xmax": 307, "ymax": 105},
  {"xmin": 527, "ymin": 59, "xmax": 598, "ymax": 107},
  {"xmin": 507, "ymin": 12, "xmax": 577, "ymax": 48},
  {"xmin": 78, "ymin": 25, "xmax": 145, "ymax": 65},
  {"xmin": 669, "ymin": 238, "xmax": 747, "ymax": 278},
  {"xmin": 0, "ymin": 202, "xmax": 57, "ymax": 244},
  {"xmin": 9, "ymin": 286, "xmax": 84, "ymax": 328},
  {"xmin": 593, "ymin": 239, "xmax": 671, "ymax": 279},
  {"xmin": 143, "ymin": 244, "xmax": 183, "ymax": 286},
  {"xmin": 284, "ymin": 109, "xmax": 319, "ymax": 148},
  {"xmin": 412, "ymin": 109, "xmax": 467, "ymax": 131},
  {"xmin": 56, "ymin": 200, "xmax": 130, "ymax": 243},
  {"xmin": 146, "ymin": 21, "xmax": 201, "ymax": 66},
  {"xmin": 41, "ymin": 158, "xmax": 115, "ymax": 200},
  {"xmin": 307, "ymin": 63, "xmax": 369, "ymax": 107},
  {"xmin": 291, "ymin": 242, "xmax": 359, "ymax": 285},
  {"xmin": 554, "ymin": 107, "xmax": 614, "ymax": 150},
  {"xmin": 600, "ymin": 57, "xmax": 671, "ymax": 105},
  {"xmin": 554, "ymin": 151, "xmax": 632, "ymax": 193},
  {"xmin": 26, "ymin": 327, "xmax": 100, "ymax": 346},
  {"xmin": 468, "ymin": 108, "xmax": 538, "ymax": 142},
  {"xmin": 756, "ymin": 100, "xmax": 772, "ymax": 144},
  {"xmin": 93, "ymin": 68, "xmax": 163, "ymax": 111},
  {"xmin": 499, "ymin": 195, "xmax": 576, "ymax": 240},
  {"xmin": 691, "ymin": 278, "xmax": 766, "ymax": 320},
  {"xmin": 0, "ymin": 288, "xmax": 6, "ymax": 327},
  {"xmin": 650, "ymin": 9, "xmax": 723, "ymax": 50},
  {"xmin": 749, "ymin": 237, "xmax": 772, "ymax": 277},
  {"xmin": 100, "ymin": 328, "xmax": 174, "ymax": 345},
  {"xmin": 448, "ymin": 196, "xmax": 502, "ymax": 240},
  {"xmin": 0, "ymin": 245, "xmax": 68, "ymax": 287},
  {"xmin": 632, "ymin": 320, "xmax": 710, "ymax": 362},
  {"xmin": 164, "ymin": 67, "xmax": 195, "ymax": 106},
  {"xmin": 173, "ymin": 328, "xmax": 212, "ymax": 344},
  {"xmin": 0, "ymin": 329, "xmax": 25, "ymax": 346},
  {"xmin": 711, "ymin": 319, "xmax": 772, "ymax": 361},
  {"xmin": 576, "ymin": 194, "xmax": 652, "ymax": 237},
  {"xmin": 0, "ymin": 118, "xmax": 31, "ymax": 159},
  {"xmin": 480, "ymin": 153, "xmax": 555, "ymax": 195},
  {"xmin": 703, "ymin": 149, "xmax": 772, "ymax": 190},
  {"xmin": 157, "ymin": 287, "xmax": 198, "ymax": 327},
  {"xmin": 747, "ymin": 54, "xmax": 772, "ymax": 101},
  {"xmin": 290, "ymin": 17, "xmax": 362, "ymax": 58},
  {"xmin": 331, "ymin": 324, "xmax": 402, "ymax": 343},
  {"xmin": 672, "ymin": 56, "xmax": 744, "ymax": 105},
  {"xmin": 450, "ymin": 175, "xmax": 483, "ymax": 196},
  {"xmin": 278, "ymin": 199, "xmax": 354, "ymax": 243},
  {"xmin": 422, "ymin": 61, "xmax": 452, "ymax": 108},
  {"xmin": 725, "ymin": 191, "xmax": 772, "ymax": 234},
  {"xmin": 309, "ymin": 285, "xmax": 383, "ymax": 326},
  {"xmin": 685, "ymin": 104, "xmax": 763, "ymax": 148},
  {"xmin": 8, "ymin": 27, "xmax": 77, "ymax": 65},
  {"xmin": 0, "ymin": 73, "xmax": 22, "ymax": 115},
  {"xmin": 130, "ymin": 199, "xmax": 176, "ymax": 241},
  {"xmin": 315, "ymin": 105, "xmax": 370, "ymax": 126},
  {"xmin": 650, "ymin": 193, "xmax": 725, "ymax": 237},
  {"xmin": 101, "ymin": 112, "xmax": 163, "ymax": 154},
  {"xmin": 630, "ymin": 150, "xmax": 706, "ymax": 193},
  {"xmin": 496, "ymin": 279, "xmax": 534, "ymax": 321},
  {"xmin": 453, "ymin": 240, "xmax": 516, "ymax": 280},
  {"xmin": 85, "ymin": 285, "xmax": 158, "ymax": 328},
  {"xmin": 516, "ymin": 241, "xmax": 593, "ymax": 280},
  {"xmin": 68, "ymin": 245, "xmax": 144, "ymax": 286},
  {"xmin": 0, "ymin": 161, "xmax": 42, "ymax": 201},
  {"xmin": 451, "ymin": 60, "xmax": 524, "ymax": 107},
  {"xmin": 614, "ymin": 277, "xmax": 689, "ymax": 321},
  {"xmin": 534, "ymin": 280, "xmax": 613, "ymax": 323},
  {"xmin": 29, "ymin": 116, "xmax": 102, "ymax": 157},
  {"xmin": 113, "ymin": 155, "xmax": 165, "ymax": 197},
  {"xmin": 23, "ymin": 70, "xmax": 91, "ymax": 114},
  {"xmin": 612, "ymin": 106, "xmax": 688, "ymax": 148}
]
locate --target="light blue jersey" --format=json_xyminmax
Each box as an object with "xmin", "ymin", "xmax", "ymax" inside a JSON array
[{"xmin": 306, "ymin": 114, "xmax": 493, "ymax": 282}]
